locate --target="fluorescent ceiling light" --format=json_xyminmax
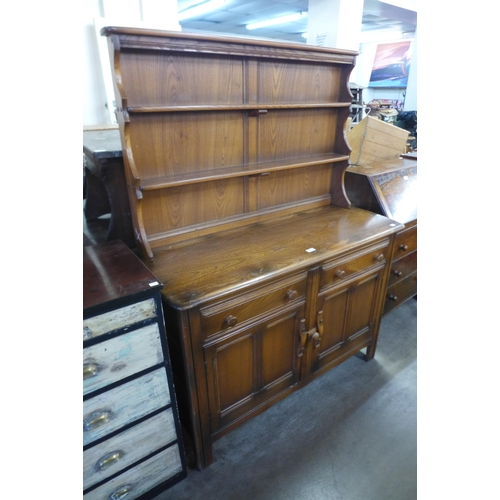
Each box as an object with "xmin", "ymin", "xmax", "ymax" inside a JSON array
[
  {"xmin": 378, "ymin": 0, "xmax": 417, "ymax": 11},
  {"xmin": 178, "ymin": 0, "xmax": 229, "ymax": 21},
  {"xmin": 246, "ymin": 12, "xmax": 307, "ymax": 30}
]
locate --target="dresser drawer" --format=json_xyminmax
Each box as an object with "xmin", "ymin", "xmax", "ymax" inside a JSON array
[
  {"xmin": 83, "ymin": 369, "xmax": 171, "ymax": 446},
  {"xmin": 392, "ymin": 226, "xmax": 417, "ymax": 260},
  {"xmin": 200, "ymin": 273, "xmax": 307, "ymax": 339},
  {"xmin": 384, "ymin": 272, "xmax": 417, "ymax": 314},
  {"xmin": 83, "ymin": 298, "xmax": 157, "ymax": 341},
  {"xmin": 388, "ymin": 250, "xmax": 417, "ymax": 287},
  {"xmin": 83, "ymin": 323, "xmax": 164, "ymax": 396},
  {"xmin": 319, "ymin": 240, "xmax": 389, "ymax": 291},
  {"xmin": 84, "ymin": 445, "xmax": 183, "ymax": 500},
  {"xmin": 84, "ymin": 409, "xmax": 177, "ymax": 490}
]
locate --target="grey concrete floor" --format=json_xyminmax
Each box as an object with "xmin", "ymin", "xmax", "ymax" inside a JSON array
[{"xmin": 154, "ymin": 298, "xmax": 417, "ymax": 500}]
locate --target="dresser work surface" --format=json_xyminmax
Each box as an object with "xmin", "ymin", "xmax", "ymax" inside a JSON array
[
  {"xmin": 83, "ymin": 241, "xmax": 187, "ymax": 499},
  {"xmin": 101, "ymin": 27, "xmax": 405, "ymax": 469}
]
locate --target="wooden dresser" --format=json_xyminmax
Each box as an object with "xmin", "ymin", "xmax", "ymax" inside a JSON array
[
  {"xmin": 344, "ymin": 158, "xmax": 417, "ymax": 314},
  {"xmin": 100, "ymin": 27, "xmax": 405, "ymax": 469},
  {"xmin": 83, "ymin": 240, "xmax": 187, "ymax": 499}
]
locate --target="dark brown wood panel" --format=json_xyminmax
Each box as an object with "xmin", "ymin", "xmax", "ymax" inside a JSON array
[{"xmin": 120, "ymin": 51, "xmax": 245, "ymax": 107}]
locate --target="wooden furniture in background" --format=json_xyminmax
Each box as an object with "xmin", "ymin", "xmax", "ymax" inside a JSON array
[
  {"xmin": 347, "ymin": 116, "xmax": 409, "ymax": 166},
  {"xmin": 83, "ymin": 240, "xmax": 187, "ymax": 499},
  {"xmin": 83, "ymin": 129, "xmax": 135, "ymax": 247},
  {"xmin": 344, "ymin": 158, "xmax": 417, "ymax": 315},
  {"xmin": 101, "ymin": 27, "xmax": 404, "ymax": 469}
]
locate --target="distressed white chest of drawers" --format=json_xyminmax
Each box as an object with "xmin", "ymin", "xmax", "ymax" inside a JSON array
[{"xmin": 83, "ymin": 241, "xmax": 187, "ymax": 499}]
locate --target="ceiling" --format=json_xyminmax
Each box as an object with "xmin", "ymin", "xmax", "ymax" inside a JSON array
[{"xmin": 176, "ymin": 0, "xmax": 417, "ymax": 45}]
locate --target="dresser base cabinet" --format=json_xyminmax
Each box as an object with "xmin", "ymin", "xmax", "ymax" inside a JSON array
[
  {"xmin": 83, "ymin": 241, "xmax": 187, "ymax": 498},
  {"xmin": 147, "ymin": 206, "xmax": 403, "ymax": 469}
]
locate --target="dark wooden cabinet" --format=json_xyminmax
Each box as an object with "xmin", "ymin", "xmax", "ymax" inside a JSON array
[
  {"xmin": 101, "ymin": 27, "xmax": 404, "ymax": 470},
  {"xmin": 344, "ymin": 158, "xmax": 417, "ymax": 314},
  {"xmin": 83, "ymin": 241, "xmax": 187, "ymax": 499}
]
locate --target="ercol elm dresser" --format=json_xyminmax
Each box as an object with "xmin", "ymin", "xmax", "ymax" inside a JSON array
[
  {"xmin": 101, "ymin": 27, "xmax": 405, "ymax": 469},
  {"xmin": 83, "ymin": 240, "xmax": 187, "ymax": 498},
  {"xmin": 344, "ymin": 158, "xmax": 417, "ymax": 314}
]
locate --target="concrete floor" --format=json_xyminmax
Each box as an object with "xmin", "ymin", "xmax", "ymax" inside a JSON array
[{"xmin": 153, "ymin": 299, "xmax": 417, "ymax": 500}]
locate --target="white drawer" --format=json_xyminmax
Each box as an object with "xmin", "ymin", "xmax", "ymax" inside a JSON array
[
  {"xmin": 83, "ymin": 298, "xmax": 157, "ymax": 341},
  {"xmin": 83, "ymin": 369, "xmax": 170, "ymax": 446},
  {"xmin": 83, "ymin": 409, "xmax": 177, "ymax": 491},
  {"xmin": 83, "ymin": 323, "xmax": 164, "ymax": 396},
  {"xmin": 84, "ymin": 445, "xmax": 183, "ymax": 500}
]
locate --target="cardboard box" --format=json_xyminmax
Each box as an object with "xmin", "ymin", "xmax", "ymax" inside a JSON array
[{"xmin": 347, "ymin": 115, "xmax": 409, "ymax": 166}]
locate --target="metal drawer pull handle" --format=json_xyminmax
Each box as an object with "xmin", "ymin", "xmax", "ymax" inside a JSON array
[
  {"xmin": 335, "ymin": 270, "xmax": 345, "ymax": 278},
  {"xmin": 225, "ymin": 315, "xmax": 238, "ymax": 327},
  {"xmin": 388, "ymin": 295, "xmax": 398, "ymax": 302},
  {"xmin": 83, "ymin": 410, "xmax": 112, "ymax": 431},
  {"xmin": 108, "ymin": 484, "xmax": 133, "ymax": 500},
  {"xmin": 374, "ymin": 253, "xmax": 384, "ymax": 262},
  {"xmin": 83, "ymin": 362, "xmax": 101, "ymax": 380},
  {"xmin": 286, "ymin": 289, "xmax": 298, "ymax": 300},
  {"xmin": 392, "ymin": 270, "xmax": 403, "ymax": 277},
  {"xmin": 399, "ymin": 244, "xmax": 408, "ymax": 251},
  {"xmin": 96, "ymin": 450, "xmax": 125, "ymax": 471}
]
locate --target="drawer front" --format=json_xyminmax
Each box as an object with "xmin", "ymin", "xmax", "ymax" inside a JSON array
[
  {"xmin": 392, "ymin": 226, "xmax": 417, "ymax": 260},
  {"xmin": 84, "ymin": 445, "xmax": 183, "ymax": 500},
  {"xmin": 384, "ymin": 272, "xmax": 417, "ymax": 314},
  {"xmin": 84, "ymin": 409, "xmax": 177, "ymax": 490},
  {"xmin": 83, "ymin": 323, "xmax": 164, "ymax": 396},
  {"xmin": 83, "ymin": 369, "xmax": 171, "ymax": 446},
  {"xmin": 200, "ymin": 273, "xmax": 307, "ymax": 339},
  {"xmin": 320, "ymin": 240, "xmax": 390, "ymax": 291},
  {"xmin": 388, "ymin": 250, "xmax": 417, "ymax": 287},
  {"xmin": 83, "ymin": 298, "xmax": 156, "ymax": 341}
]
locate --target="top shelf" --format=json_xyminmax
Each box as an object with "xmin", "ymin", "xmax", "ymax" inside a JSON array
[{"xmin": 127, "ymin": 103, "xmax": 351, "ymax": 114}]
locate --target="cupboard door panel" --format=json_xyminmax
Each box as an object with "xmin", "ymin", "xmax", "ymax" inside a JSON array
[
  {"xmin": 205, "ymin": 306, "xmax": 303, "ymax": 435},
  {"xmin": 317, "ymin": 288, "xmax": 349, "ymax": 353},
  {"xmin": 313, "ymin": 270, "xmax": 384, "ymax": 375},
  {"xmin": 346, "ymin": 274, "xmax": 380, "ymax": 340}
]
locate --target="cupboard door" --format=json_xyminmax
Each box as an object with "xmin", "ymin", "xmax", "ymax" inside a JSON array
[
  {"xmin": 204, "ymin": 304, "xmax": 304, "ymax": 437},
  {"xmin": 311, "ymin": 270, "xmax": 385, "ymax": 375}
]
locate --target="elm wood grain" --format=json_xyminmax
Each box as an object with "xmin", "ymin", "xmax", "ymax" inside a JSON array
[
  {"xmin": 146, "ymin": 206, "xmax": 401, "ymax": 309},
  {"xmin": 102, "ymin": 28, "xmax": 355, "ymax": 259},
  {"xmin": 101, "ymin": 28, "xmax": 404, "ymax": 470},
  {"xmin": 146, "ymin": 206, "xmax": 403, "ymax": 468}
]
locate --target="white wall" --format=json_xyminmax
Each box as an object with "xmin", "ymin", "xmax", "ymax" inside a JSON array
[{"xmin": 82, "ymin": 0, "xmax": 180, "ymax": 127}]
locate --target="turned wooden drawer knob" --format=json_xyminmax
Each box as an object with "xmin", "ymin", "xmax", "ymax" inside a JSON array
[
  {"xmin": 399, "ymin": 244, "xmax": 408, "ymax": 251},
  {"xmin": 335, "ymin": 270, "xmax": 345, "ymax": 278},
  {"xmin": 388, "ymin": 295, "xmax": 398, "ymax": 302},
  {"xmin": 286, "ymin": 289, "xmax": 298, "ymax": 300},
  {"xmin": 225, "ymin": 315, "xmax": 238, "ymax": 327},
  {"xmin": 392, "ymin": 270, "xmax": 403, "ymax": 277}
]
